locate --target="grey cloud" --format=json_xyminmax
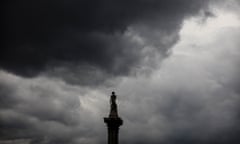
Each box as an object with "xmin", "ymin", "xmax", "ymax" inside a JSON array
[
  {"xmin": 1, "ymin": 31, "xmax": 240, "ymax": 144},
  {"xmin": 2, "ymin": 0, "xmax": 211, "ymax": 84},
  {"xmin": 118, "ymin": 72, "xmax": 240, "ymax": 144},
  {"xmin": 0, "ymin": 71, "xmax": 105, "ymax": 144},
  {"xmin": 116, "ymin": 27, "xmax": 240, "ymax": 144},
  {"xmin": 1, "ymin": 1, "xmax": 240, "ymax": 144}
]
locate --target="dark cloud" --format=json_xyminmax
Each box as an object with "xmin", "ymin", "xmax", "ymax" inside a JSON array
[
  {"xmin": 2, "ymin": 0, "xmax": 210, "ymax": 80},
  {"xmin": 1, "ymin": 1, "xmax": 240, "ymax": 144},
  {"xmin": 1, "ymin": 28, "xmax": 240, "ymax": 144}
]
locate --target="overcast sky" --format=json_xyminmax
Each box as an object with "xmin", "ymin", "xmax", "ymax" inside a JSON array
[{"xmin": 1, "ymin": 0, "xmax": 240, "ymax": 144}]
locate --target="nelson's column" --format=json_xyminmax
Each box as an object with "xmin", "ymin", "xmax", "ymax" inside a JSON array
[{"xmin": 104, "ymin": 92, "xmax": 123, "ymax": 144}]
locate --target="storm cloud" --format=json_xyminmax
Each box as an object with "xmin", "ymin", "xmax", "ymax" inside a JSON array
[
  {"xmin": 1, "ymin": 0, "xmax": 240, "ymax": 144},
  {"xmin": 3, "ymin": 0, "xmax": 210, "ymax": 81},
  {"xmin": 1, "ymin": 21, "xmax": 240, "ymax": 143}
]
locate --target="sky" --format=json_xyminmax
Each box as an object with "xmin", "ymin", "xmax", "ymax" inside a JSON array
[{"xmin": 1, "ymin": 0, "xmax": 240, "ymax": 144}]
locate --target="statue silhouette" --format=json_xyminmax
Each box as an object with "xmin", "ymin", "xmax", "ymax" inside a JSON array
[{"xmin": 110, "ymin": 91, "xmax": 118, "ymax": 118}]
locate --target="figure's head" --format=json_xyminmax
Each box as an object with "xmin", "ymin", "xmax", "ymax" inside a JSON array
[{"xmin": 112, "ymin": 91, "xmax": 115, "ymax": 95}]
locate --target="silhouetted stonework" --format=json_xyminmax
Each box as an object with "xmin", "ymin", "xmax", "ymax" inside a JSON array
[{"xmin": 104, "ymin": 92, "xmax": 123, "ymax": 144}]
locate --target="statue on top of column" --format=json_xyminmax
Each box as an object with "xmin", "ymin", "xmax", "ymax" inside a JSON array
[{"xmin": 109, "ymin": 91, "xmax": 118, "ymax": 118}]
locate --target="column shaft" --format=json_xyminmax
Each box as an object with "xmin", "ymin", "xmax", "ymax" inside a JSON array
[{"xmin": 108, "ymin": 127, "xmax": 119, "ymax": 144}]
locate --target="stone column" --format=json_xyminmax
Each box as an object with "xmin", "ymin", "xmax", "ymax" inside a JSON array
[{"xmin": 104, "ymin": 92, "xmax": 123, "ymax": 144}]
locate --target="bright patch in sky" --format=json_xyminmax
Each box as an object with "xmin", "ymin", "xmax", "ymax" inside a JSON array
[{"xmin": 173, "ymin": 9, "xmax": 240, "ymax": 57}]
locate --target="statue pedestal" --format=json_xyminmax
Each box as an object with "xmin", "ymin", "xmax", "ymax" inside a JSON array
[{"xmin": 104, "ymin": 117, "xmax": 123, "ymax": 144}]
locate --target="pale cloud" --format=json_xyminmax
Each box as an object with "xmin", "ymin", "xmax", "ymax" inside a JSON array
[
  {"xmin": 0, "ymin": 70, "xmax": 108, "ymax": 144},
  {"xmin": 114, "ymin": 8, "xmax": 240, "ymax": 143}
]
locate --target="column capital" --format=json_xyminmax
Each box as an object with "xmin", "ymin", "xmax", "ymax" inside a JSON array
[{"xmin": 104, "ymin": 117, "xmax": 123, "ymax": 128}]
